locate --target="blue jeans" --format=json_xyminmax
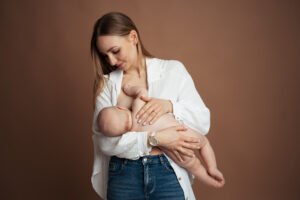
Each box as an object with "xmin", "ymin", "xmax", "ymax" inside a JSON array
[{"xmin": 107, "ymin": 154, "xmax": 185, "ymax": 200}]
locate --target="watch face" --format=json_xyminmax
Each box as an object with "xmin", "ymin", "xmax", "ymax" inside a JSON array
[{"xmin": 150, "ymin": 136, "xmax": 158, "ymax": 146}]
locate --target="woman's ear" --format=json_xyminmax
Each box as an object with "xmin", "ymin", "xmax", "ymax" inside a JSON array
[{"xmin": 129, "ymin": 30, "xmax": 138, "ymax": 45}]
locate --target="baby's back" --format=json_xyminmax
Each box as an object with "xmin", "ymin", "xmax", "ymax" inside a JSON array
[{"xmin": 131, "ymin": 113, "xmax": 180, "ymax": 132}]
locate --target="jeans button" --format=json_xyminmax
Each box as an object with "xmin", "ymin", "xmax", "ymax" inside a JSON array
[{"xmin": 143, "ymin": 157, "xmax": 147, "ymax": 164}]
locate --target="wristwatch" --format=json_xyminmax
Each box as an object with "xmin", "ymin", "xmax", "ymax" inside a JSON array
[{"xmin": 148, "ymin": 131, "xmax": 159, "ymax": 146}]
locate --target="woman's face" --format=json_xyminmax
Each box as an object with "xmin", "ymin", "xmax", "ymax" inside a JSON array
[{"xmin": 97, "ymin": 31, "xmax": 138, "ymax": 71}]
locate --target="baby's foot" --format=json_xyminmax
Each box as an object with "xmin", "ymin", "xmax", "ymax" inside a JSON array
[
  {"xmin": 194, "ymin": 165, "xmax": 225, "ymax": 188},
  {"xmin": 207, "ymin": 168, "xmax": 225, "ymax": 188}
]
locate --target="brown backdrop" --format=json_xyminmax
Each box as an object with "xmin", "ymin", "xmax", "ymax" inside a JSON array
[{"xmin": 1, "ymin": 0, "xmax": 299, "ymax": 199}]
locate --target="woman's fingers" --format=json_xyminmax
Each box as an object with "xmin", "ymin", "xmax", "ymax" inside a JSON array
[
  {"xmin": 137, "ymin": 105, "xmax": 157, "ymax": 124},
  {"xmin": 137, "ymin": 97, "xmax": 172, "ymax": 125},
  {"xmin": 143, "ymin": 109, "xmax": 159, "ymax": 125},
  {"xmin": 136, "ymin": 105, "xmax": 151, "ymax": 120},
  {"xmin": 137, "ymin": 102, "xmax": 161, "ymax": 125},
  {"xmin": 149, "ymin": 109, "xmax": 163, "ymax": 124},
  {"xmin": 182, "ymin": 142, "xmax": 201, "ymax": 150},
  {"xmin": 141, "ymin": 104, "xmax": 160, "ymax": 124},
  {"xmin": 184, "ymin": 136, "xmax": 201, "ymax": 143},
  {"xmin": 136, "ymin": 98, "xmax": 153, "ymax": 119},
  {"xmin": 177, "ymin": 146, "xmax": 195, "ymax": 157},
  {"xmin": 143, "ymin": 105, "xmax": 163, "ymax": 125}
]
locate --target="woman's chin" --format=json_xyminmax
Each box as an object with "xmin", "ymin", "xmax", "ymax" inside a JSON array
[
  {"xmin": 117, "ymin": 62, "xmax": 125, "ymax": 69},
  {"xmin": 119, "ymin": 63, "xmax": 130, "ymax": 71}
]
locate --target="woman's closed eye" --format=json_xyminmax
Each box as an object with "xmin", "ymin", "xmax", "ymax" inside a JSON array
[
  {"xmin": 101, "ymin": 48, "xmax": 120, "ymax": 59},
  {"xmin": 112, "ymin": 49, "xmax": 120, "ymax": 54}
]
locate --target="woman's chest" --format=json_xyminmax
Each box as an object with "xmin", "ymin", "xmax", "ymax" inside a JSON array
[
  {"xmin": 117, "ymin": 76, "xmax": 148, "ymax": 109},
  {"xmin": 114, "ymin": 72, "xmax": 181, "ymax": 108}
]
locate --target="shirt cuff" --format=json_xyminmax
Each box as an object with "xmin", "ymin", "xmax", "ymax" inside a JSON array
[{"xmin": 137, "ymin": 132, "xmax": 152, "ymax": 157}]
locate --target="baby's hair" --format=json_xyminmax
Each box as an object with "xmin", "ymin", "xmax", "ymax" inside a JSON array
[
  {"xmin": 97, "ymin": 107, "xmax": 110, "ymax": 133},
  {"xmin": 97, "ymin": 106, "xmax": 130, "ymax": 137}
]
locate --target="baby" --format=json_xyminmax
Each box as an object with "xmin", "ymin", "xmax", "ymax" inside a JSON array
[{"xmin": 98, "ymin": 85, "xmax": 225, "ymax": 188}]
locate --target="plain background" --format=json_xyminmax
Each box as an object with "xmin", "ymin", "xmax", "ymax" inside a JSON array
[{"xmin": 1, "ymin": 0, "xmax": 299, "ymax": 199}]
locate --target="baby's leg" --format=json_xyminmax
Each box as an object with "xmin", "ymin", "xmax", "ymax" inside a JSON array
[
  {"xmin": 184, "ymin": 128, "xmax": 225, "ymax": 187},
  {"xmin": 162, "ymin": 148, "xmax": 224, "ymax": 188},
  {"xmin": 199, "ymin": 137, "xmax": 225, "ymax": 185}
]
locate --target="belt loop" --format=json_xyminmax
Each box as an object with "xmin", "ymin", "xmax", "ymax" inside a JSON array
[{"xmin": 159, "ymin": 154, "xmax": 164, "ymax": 164}]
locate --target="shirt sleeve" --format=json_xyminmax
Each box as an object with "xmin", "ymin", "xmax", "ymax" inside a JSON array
[
  {"xmin": 170, "ymin": 61, "xmax": 211, "ymax": 135},
  {"xmin": 92, "ymin": 80, "xmax": 152, "ymax": 160}
]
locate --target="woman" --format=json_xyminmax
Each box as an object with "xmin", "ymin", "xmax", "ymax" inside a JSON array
[{"xmin": 91, "ymin": 12, "xmax": 210, "ymax": 200}]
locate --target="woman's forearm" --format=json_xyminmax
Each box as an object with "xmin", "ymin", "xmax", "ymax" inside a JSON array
[{"xmin": 94, "ymin": 131, "xmax": 151, "ymax": 159}]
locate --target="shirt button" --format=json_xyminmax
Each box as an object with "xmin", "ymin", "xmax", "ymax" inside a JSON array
[{"xmin": 178, "ymin": 177, "xmax": 182, "ymax": 181}]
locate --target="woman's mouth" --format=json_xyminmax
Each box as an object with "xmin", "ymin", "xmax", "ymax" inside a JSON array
[{"xmin": 117, "ymin": 62, "xmax": 125, "ymax": 68}]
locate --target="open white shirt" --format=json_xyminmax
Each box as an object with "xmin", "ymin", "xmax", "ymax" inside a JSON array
[{"xmin": 91, "ymin": 57, "xmax": 210, "ymax": 200}]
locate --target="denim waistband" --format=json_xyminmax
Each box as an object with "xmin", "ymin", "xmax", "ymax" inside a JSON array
[{"xmin": 110, "ymin": 154, "xmax": 169, "ymax": 165}]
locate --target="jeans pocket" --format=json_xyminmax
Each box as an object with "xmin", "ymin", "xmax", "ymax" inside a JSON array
[
  {"xmin": 161, "ymin": 160, "xmax": 175, "ymax": 172},
  {"xmin": 109, "ymin": 160, "xmax": 125, "ymax": 175}
]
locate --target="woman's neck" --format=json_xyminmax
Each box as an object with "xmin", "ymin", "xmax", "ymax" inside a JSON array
[{"xmin": 124, "ymin": 56, "xmax": 146, "ymax": 78}]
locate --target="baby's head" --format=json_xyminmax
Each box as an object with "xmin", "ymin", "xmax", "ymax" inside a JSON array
[{"xmin": 98, "ymin": 106, "xmax": 132, "ymax": 136}]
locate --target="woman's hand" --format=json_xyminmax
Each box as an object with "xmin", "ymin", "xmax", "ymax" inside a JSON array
[
  {"xmin": 136, "ymin": 96, "xmax": 173, "ymax": 125},
  {"xmin": 155, "ymin": 125, "xmax": 203, "ymax": 162}
]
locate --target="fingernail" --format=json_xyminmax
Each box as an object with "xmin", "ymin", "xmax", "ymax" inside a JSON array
[
  {"xmin": 138, "ymin": 119, "xmax": 141, "ymax": 123},
  {"xmin": 149, "ymin": 122, "xmax": 153, "ymax": 125},
  {"xmin": 142, "ymin": 122, "xmax": 147, "ymax": 126},
  {"xmin": 136, "ymin": 115, "xmax": 139, "ymax": 119}
]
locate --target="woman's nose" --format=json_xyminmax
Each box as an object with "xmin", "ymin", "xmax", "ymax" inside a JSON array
[{"xmin": 107, "ymin": 55, "xmax": 117, "ymax": 66}]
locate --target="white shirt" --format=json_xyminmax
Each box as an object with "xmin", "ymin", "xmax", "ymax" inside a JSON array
[{"xmin": 91, "ymin": 57, "xmax": 210, "ymax": 200}]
